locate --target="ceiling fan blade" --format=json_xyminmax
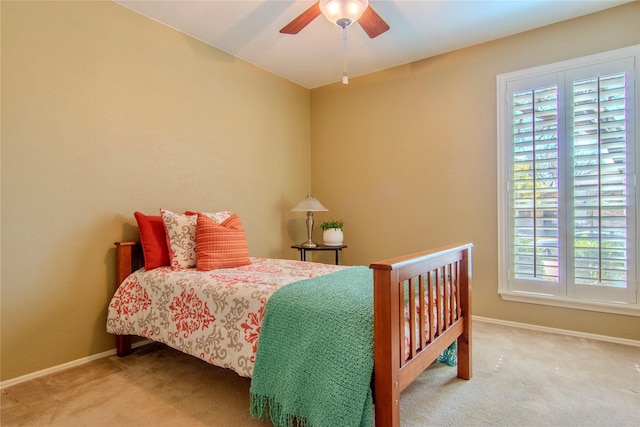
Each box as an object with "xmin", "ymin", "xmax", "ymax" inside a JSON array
[
  {"xmin": 358, "ymin": 5, "xmax": 390, "ymax": 38},
  {"xmin": 280, "ymin": 2, "xmax": 322, "ymax": 35}
]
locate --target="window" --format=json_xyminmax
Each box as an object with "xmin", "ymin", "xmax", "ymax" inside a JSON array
[{"xmin": 497, "ymin": 46, "xmax": 639, "ymax": 316}]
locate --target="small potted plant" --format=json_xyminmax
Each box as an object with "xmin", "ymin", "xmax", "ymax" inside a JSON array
[{"xmin": 320, "ymin": 219, "xmax": 344, "ymax": 246}]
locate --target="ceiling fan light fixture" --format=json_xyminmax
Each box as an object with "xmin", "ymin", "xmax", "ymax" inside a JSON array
[{"xmin": 319, "ymin": 0, "xmax": 368, "ymax": 28}]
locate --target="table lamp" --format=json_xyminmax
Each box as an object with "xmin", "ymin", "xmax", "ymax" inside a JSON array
[{"xmin": 291, "ymin": 193, "xmax": 328, "ymax": 248}]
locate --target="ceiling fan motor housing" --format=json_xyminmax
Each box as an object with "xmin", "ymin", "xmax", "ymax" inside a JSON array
[{"xmin": 320, "ymin": 0, "xmax": 369, "ymax": 27}]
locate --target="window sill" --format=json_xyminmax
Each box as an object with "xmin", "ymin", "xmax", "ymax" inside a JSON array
[{"xmin": 499, "ymin": 290, "xmax": 640, "ymax": 317}]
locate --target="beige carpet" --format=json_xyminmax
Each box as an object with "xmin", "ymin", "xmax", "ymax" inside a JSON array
[{"xmin": 1, "ymin": 321, "xmax": 638, "ymax": 426}]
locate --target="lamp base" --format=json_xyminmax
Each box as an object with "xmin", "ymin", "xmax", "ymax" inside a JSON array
[
  {"xmin": 299, "ymin": 240, "xmax": 319, "ymax": 248},
  {"xmin": 299, "ymin": 211, "xmax": 319, "ymax": 248}
]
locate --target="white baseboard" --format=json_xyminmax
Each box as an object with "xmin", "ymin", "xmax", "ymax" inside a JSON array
[
  {"xmin": 0, "ymin": 340, "xmax": 152, "ymax": 390},
  {"xmin": 473, "ymin": 315, "xmax": 640, "ymax": 347}
]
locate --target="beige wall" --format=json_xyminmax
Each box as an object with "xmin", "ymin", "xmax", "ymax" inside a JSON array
[
  {"xmin": 310, "ymin": 2, "xmax": 640, "ymax": 340},
  {"xmin": 1, "ymin": 1, "xmax": 311, "ymax": 381}
]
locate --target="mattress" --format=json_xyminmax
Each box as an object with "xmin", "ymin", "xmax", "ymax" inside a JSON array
[{"xmin": 106, "ymin": 257, "xmax": 348, "ymax": 377}]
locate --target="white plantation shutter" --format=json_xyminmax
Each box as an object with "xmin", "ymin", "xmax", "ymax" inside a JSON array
[
  {"xmin": 498, "ymin": 46, "xmax": 638, "ymax": 313},
  {"xmin": 568, "ymin": 63, "xmax": 636, "ymax": 303},
  {"xmin": 512, "ymin": 85, "xmax": 560, "ymax": 285}
]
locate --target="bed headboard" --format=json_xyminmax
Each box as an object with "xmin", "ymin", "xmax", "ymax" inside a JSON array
[{"xmin": 115, "ymin": 241, "xmax": 143, "ymax": 285}]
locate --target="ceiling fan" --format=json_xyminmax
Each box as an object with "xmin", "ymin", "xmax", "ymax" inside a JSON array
[{"xmin": 280, "ymin": 0, "xmax": 390, "ymax": 38}]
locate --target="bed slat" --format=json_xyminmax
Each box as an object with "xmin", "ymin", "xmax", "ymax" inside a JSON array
[
  {"xmin": 418, "ymin": 275, "xmax": 426, "ymax": 352},
  {"xmin": 428, "ymin": 272, "xmax": 435, "ymax": 344},
  {"xmin": 408, "ymin": 278, "xmax": 417, "ymax": 358}
]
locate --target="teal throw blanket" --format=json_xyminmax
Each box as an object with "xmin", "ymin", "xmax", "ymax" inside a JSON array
[{"xmin": 250, "ymin": 267, "xmax": 374, "ymax": 427}]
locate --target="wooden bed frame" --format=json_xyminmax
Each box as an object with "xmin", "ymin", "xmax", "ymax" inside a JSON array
[{"xmin": 113, "ymin": 241, "xmax": 472, "ymax": 427}]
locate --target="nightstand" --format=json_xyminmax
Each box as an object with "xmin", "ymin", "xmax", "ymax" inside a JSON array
[{"xmin": 291, "ymin": 244, "xmax": 347, "ymax": 265}]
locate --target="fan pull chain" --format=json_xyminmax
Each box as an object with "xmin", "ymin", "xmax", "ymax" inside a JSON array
[{"xmin": 342, "ymin": 25, "xmax": 349, "ymax": 84}]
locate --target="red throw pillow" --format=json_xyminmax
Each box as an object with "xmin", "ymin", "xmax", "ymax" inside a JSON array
[
  {"xmin": 195, "ymin": 213, "xmax": 251, "ymax": 271},
  {"xmin": 134, "ymin": 212, "xmax": 171, "ymax": 270}
]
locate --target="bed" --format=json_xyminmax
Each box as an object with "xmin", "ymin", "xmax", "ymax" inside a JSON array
[{"xmin": 107, "ymin": 212, "xmax": 472, "ymax": 427}]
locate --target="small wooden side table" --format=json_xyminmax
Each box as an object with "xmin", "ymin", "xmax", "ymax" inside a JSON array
[{"xmin": 291, "ymin": 244, "xmax": 347, "ymax": 265}]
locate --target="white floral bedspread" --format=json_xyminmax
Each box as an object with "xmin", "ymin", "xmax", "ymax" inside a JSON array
[{"xmin": 106, "ymin": 258, "xmax": 348, "ymax": 378}]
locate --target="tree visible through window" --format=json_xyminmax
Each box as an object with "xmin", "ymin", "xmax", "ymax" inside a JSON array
[{"xmin": 497, "ymin": 46, "xmax": 638, "ymax": 314}]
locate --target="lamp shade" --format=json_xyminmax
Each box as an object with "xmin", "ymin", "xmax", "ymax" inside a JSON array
[
  {"xmin": 319, "ymin": 0, "xmax": 368, "ymax": 27},
  {"xmin": 291, "ymin": 194, "xmax": 328, "ymax": 212}
]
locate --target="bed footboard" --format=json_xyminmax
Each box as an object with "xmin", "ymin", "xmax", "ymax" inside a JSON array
[{"xmin": 369, "ymin": 243, "xmax": 472, "ymax": 427}]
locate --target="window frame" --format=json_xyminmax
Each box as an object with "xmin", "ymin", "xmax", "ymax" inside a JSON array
[{"xmin": 497, "ymin": 45, "xmax": 639, "ymax": 317}]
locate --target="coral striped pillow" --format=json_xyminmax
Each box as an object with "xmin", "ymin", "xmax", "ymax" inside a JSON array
[{"xmin": 196, "ymin": 213, "xmax": 251, "ymax": 270}]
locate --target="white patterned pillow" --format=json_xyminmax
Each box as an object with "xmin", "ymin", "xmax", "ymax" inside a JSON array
[
  {"xmin": 184, "ymin": 210, "xmax": 232, "ymax": 223},
  {"xmin": 160, "ymin": 209, "xmax": 232, "ymax": 270}
]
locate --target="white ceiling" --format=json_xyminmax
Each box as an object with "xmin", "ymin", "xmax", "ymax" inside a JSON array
[{"xmin": 115, "ymin": 0, "xmax": 630, "ymax": 89}]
